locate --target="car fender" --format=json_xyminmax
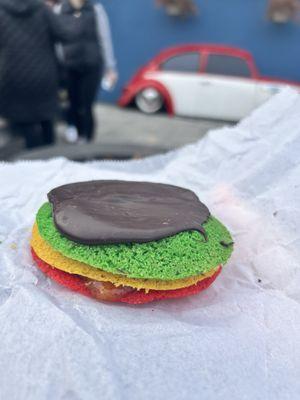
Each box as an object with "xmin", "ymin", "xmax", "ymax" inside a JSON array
[{"xmin": 119, "ymin": 79, "xmax": 174, "ymax": 115}]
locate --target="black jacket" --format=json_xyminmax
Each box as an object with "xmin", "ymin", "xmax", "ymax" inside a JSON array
[
  {"xmin": 60, "ymin": 0, "xmax": 102, "ymax": 69},
  {"xmin": 0, "ymin": 0, "xmax": 71, "ymax": 122}
]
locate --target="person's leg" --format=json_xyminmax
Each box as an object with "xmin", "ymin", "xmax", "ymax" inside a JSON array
[
  {"xmin": 40, "ymin": 120, "xmax": 55, "ymax": 146},
  {"xmin": 67, "ymin": 68, "xmax": 81, "ymax": 136},
  {"xmin": 78, "ymin": 65, "xmax": 101, "ymax": 141},
  {"xmin": 11, "ymin": 122, "xmax": 41, "ymax": 149}
]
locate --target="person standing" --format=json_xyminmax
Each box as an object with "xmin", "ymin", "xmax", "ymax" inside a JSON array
[
  {"xmin": 58, "ymin": 0, "xmax": 117, "ymax": 143},
  {"xmin": 0, "ymin": 0, "xmax": 73, "ymax": 149}
]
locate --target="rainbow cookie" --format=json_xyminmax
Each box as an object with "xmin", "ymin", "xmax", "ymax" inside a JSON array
[{"xmin": 31, "ymin": 181, "xmax": 233, "ymax": 304}]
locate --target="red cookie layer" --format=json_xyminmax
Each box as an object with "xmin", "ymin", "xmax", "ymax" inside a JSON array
[{"xmin": 31, "ymin": 248, "xmax": 221, "ymax": 305}]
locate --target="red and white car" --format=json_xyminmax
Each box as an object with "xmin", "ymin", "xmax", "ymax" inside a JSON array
[{"xmin": 118, "ymin": 44, "xmax": 299, "ymax": 121}]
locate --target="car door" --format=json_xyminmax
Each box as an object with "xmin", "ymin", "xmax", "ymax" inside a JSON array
[
  {"xmin": 196, "ymin": 53, "xmax": 257, "ymax": 121},
  {"xmin": 255, "ymin": 80, "xmax": 287, "ymax": 107},
  {"xmin": 147, "ymin": 52, "xmax": 201, "ymax": 117}
]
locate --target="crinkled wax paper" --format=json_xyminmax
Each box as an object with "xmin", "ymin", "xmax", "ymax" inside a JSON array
[{"xmin": 0, "ymin": 89, "xmax": 299, "ymax": 400}]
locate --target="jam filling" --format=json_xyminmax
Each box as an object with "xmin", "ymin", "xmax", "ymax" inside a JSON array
[{"xmin": 83, "ymin": 278, "xmax": 136, "ymax": 301}]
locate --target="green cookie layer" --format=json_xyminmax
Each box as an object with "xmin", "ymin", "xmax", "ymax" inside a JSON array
[{"xmin": 36, "ymin": 202, "xmax": 233, "ymax": 281}]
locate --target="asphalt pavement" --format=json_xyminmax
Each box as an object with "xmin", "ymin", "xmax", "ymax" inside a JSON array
[
  {"xmin": 1, "ymin": 104, "xmax": 230, "ymax": 160},
  {"xmin": 92, "ymin": 104, "xmax": 228, "ymax": 150}
]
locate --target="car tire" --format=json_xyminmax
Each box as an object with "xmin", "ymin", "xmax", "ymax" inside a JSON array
[{"xmin": 135, "ymin": 88, "xmax": 164, "ymax": 114}]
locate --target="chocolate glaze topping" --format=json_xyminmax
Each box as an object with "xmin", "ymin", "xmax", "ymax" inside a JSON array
[{"xmin": 48, "ymin": 180, "xmax": 210, "ymax": 245}]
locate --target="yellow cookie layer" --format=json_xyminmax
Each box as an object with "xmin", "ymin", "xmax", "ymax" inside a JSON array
[{"xmin": 31, "ymin": 224, "xmax": 218, "ymax": 291}]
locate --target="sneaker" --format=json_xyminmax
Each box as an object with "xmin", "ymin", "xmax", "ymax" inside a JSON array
[{"xmin": 64, "ymin": 126, "xmax": 78, "ymax": 144}]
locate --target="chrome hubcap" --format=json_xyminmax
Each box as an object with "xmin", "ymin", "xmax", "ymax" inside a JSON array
[{"xmin": 136, "ymin": 88, "xmax": 163, "ymax": 114}]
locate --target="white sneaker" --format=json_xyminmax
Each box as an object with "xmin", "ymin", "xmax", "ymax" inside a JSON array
[{"xmin": 64, "ymin": 126, "xmax": 78, "ymax": 144}]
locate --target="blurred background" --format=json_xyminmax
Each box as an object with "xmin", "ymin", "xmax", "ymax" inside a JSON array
[{"xmin": 1, "ymin": 0, "xmax": 300, "ymax": 161}]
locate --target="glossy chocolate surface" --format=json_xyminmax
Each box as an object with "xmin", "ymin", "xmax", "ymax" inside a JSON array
[{"xmin": 48, "ymin": 180, "xmax": 210, "ymax": 244}]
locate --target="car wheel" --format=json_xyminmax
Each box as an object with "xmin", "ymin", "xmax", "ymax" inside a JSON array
[{"xmin": 135, "ymin": 88, "xmax": 164, "ymax": 114}]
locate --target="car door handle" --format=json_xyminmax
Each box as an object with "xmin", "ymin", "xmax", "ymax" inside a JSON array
[{"xmin": 198, "ymin": 81, "xmax": 212, "ymax": 87}]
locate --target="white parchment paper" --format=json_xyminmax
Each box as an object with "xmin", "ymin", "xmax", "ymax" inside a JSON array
[{"xmin": 0, "ymin": 89, "xmax": 299, "ymax": 400}]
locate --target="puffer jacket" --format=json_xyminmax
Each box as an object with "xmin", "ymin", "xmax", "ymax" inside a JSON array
[
  {"xmin": 59, "ymin": 0, "xmax": 102, "ymax": 69},
  {"xmin": 0, "ymin": 0, "xmax": 72, "ymax": 122}
]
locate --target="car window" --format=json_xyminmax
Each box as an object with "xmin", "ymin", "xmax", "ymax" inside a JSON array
[
  {"xmin": 206, "ymin": 54, "xmax": 251, "ymax": 78},
  {"xmin": 161, "ymin": 52, "xmax": 200, "ymax": 73}
]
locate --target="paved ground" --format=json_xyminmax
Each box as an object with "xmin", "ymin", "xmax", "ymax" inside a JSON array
[
  {"xmin": 1, "ymin": 104, "xmax": 230, "ymax": 160},
  {"xmin": 92, "ymin": 104, "xmax": 228, "ymax": 149}
]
